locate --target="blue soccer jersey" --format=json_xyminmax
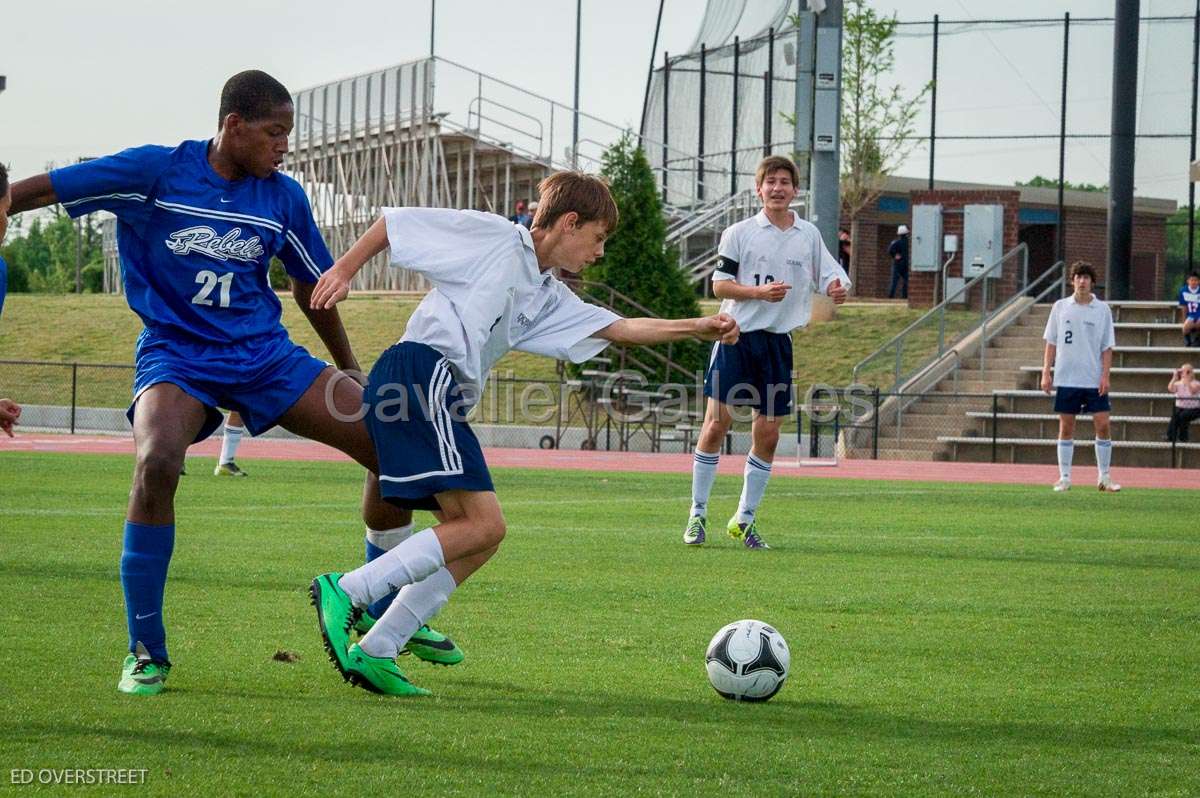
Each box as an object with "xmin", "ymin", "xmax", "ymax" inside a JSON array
[
  {"xmin": 1179, "ymin": 285, "xmax": 1200, "ymax": 320},
  {"xmin": 0, "ymin": 255, "xmax": 7, "ymax": 318},
  {"xmin": 49, "ymin": 140, "xmax": 332, "ymax": 343}
]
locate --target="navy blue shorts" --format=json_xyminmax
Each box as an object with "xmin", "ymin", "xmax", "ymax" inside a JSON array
[
  {"xmin": 1054, "ymin": 386, "xmax": 1111, "ymax": 415},
  {"xmin": 129, "ymin": 328, "xmax": 329, "ymax": 441},
  {"xmin": 364, "ymin": 342, "xmax": 494, "ymax": 512},
  {"xmin": 703, "ymin": 330, "xmax": 794, "ymax": 417}
]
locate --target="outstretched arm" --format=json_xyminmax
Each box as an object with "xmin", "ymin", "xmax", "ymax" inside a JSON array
[
  {"xmin": 291, "ymin": 280, "xmax": 361, "ymax": 377},
  {"xmin": 10, "ymin": 174, "xmax": 58, "ymax": 214},
  {"xmin": 597, "ymin": 313, "xmax": 739, "ymax": 346},
  {"xmin": 310, "ymin": 217, "xmax": 390, "ymax": 309}
]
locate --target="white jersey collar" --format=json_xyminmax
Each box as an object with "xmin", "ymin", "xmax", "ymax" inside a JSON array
[{"xmin": 755, "ymin": 209, "xmax": 801, "ymax": 231}]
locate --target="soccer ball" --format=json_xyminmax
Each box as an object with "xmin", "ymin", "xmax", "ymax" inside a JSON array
[{"xmin": 705, "ymin": 619, "xmax": 790, "ymax": 702}]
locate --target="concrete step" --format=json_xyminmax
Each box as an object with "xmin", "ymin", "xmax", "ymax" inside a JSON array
[
  {"xmin": 966, "ymin": 413, "xmax": 1176, "ymax": 442},
  {"xmin": 939, "ymin": 436, "xmax": 1197, "ymax": 468}
]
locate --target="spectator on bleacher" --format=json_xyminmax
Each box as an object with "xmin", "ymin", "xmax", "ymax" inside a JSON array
[
  {"xmin": 508, "ymin": 199, "xmax": 532, "ymax": 229},
  {"xmin": 1177, "ymin": 272, "xmax": 1200, "ymax": 347},
  {"xmin": 526, "ymin": 201, "xmax": 538, "ymax": 229},
  {"xmin": 887, "ymin": 224, "xmax": 910, "ymax": 300},
  {"xmin": 838, "ymin": 228, "xmax": 851, "ymax": 273},
  {"xmin": 1166, "ymin": 363, "xmax": 1200, "ymax": 443}
]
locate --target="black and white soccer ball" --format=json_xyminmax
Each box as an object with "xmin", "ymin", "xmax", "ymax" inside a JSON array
[{"xmin": 705, "ymin": 619, "xmax": 790, "ymax": 702}]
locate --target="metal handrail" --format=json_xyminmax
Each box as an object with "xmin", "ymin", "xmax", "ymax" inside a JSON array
[
  {"xmin": 852, "ymin": 243, "xmax": 1030, "ymax": 389},
  {"xmin": 467, "ymin": 96, "xmax": 544, "ymax": 150}
]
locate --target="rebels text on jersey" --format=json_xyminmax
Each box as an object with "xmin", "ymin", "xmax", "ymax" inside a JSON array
[
  {"xmin": 1179, "ymin": 285, "xmax": 1200, "ymax": 320},
  {"xmin": 49, "ymin": 140, "xmax": 332, "ymax": 343}
]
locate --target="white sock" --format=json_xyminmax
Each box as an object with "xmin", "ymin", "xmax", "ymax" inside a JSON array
[
  {"xmin": 219, "ymin": 424, "xmax": 244, "ymax": 465},
  {"xmin": 736, "ymin": 453, "xmax": 772, "ymax": 524},
  {"xmin": 690, "ymin": 449, "xmax": 721, "ymax": 518},
  {"xmin": 366, "ymin": 524, "xmax": 413, "ymax": 552},
  {"xmin": 359, "ymin": 568, "xmax": 457, "ymax": 659},
  {"xmin": 1057, "ymin": 440, "xmax": 1074, "ymax": 481},
  {"xmin": 338, "ymin": 527, "xmax": 445, "ymax": 607},
  {"xmin": 1095, "ymin": 439, "xmax": 1112, "ymax": 479}
]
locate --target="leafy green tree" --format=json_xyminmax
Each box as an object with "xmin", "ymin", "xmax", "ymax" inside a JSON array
[
  {"xmin": 1166, "ymin": 207, "xmax": 1199, "ymax": 299},
  {"xmin": 1017, "ymin": 176, "xmax": 1107, "ymax": 192},
  {"xmin": 0, "ymin": 212, "xmax": 104, "ymax": 293},
  {"xmin": 582, "ymin": 133, "xmax": 704, "ymax": 382},
  {"xmin": 785, "ymin": 1, "xmax": 929, "ymax": 289}
]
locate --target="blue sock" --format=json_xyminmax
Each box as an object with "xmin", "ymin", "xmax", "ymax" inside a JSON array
[
  {"xmin": 365, "ymin": 540, "xmax": 398, "ymax": 620},
  {"xmin": 120, "ymin": 521, "xmax": 175, "ymax": 662}
]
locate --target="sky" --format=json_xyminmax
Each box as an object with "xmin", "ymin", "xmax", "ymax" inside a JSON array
[{"xmin": 1, "ymin": 0, "xmax": 1196, "ymax": 204}]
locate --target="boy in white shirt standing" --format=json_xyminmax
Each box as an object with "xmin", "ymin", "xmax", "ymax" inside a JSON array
[
  {"xmin": 1041, "ymin": 260, "xmax": 1120, "ymax": 492},
  {"xmin": 683, "ymin": 155, "xmax": 849, "ymax": 550},
  {"xmin": 306, "ymin": 171, "xmax": 740, "ymax": 696}
]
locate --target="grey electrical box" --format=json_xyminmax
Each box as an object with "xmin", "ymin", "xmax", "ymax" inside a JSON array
[
  {"xmin": 911, "ymin": 204, "xmax": 942, "ymax": 271},
  {"xmin": 812, "ymin": 27, "xmax": 839, "ymax": 152},
  {"xmin": 813, "ymin": 91, "xmax": 837, "ymax": 151},
  {"xmin": 963, "ymin": 204, "xmax": 1004, "ymax": 278},
  {"xmin": 815, "ymin": 28, "xmax": 839, "ymax": 89}
]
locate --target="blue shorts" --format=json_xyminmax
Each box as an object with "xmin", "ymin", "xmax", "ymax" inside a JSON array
[
  {"xmin": 129, "ymin": 328, "xmax": 329, "ymax": 441},
  {"xmin": 703, "ymin": 330, "xmax": 794, "ymax": 417},
  {"xmin": 1053, "ymin": 386, "xmax": 1111, "ymax": 415},
  {"xmin": 365, "ymin": 342, "xmax": 494, "ymax": 512}
]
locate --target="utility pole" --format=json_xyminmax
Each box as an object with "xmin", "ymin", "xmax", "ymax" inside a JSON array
[
  {"xmin": 573, "ymin": 0, "xmax": 582, "ymax": 169},
  {"xmin": 430, "ymin": 0, "xmax": 436, "ymax": 57},
  {"xmin": 810, "ymin": 0, "xmax": 843, "ymax": 258},
  {"xmin": 1107, "ymin": 0, "xmax": 1140, "ymax": 300}
]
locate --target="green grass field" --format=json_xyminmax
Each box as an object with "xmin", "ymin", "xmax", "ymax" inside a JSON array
[{"xmin": 1, "ymin": 451, "xmax": 1196, "ymax": 796}]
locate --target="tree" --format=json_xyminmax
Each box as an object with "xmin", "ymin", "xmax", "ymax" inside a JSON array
[
  {"xmin": 1017, "ymin": 175, "xmax": 1107, "ymax": 193},
  {"xmin": 583, "ymin": 133, "xmax": 705, "ymax": 382},
  {"xmin": 1166, "ymin": 207, "xmax": 1199, "ymax": 299},
  {"xmin": 784, "ymin": 2, "xmax": 929, "ymax": 290},
  {"xmin": 836, "ymin": 0, "xmax": 929, "ymax": 289},
  {"xmin": 0, "ymin": 212, "xmax": 104, "ymax": 293}
]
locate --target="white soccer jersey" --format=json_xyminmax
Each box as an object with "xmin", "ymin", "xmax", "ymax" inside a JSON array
[
  {"xmin": 1043, "ymin": 294, "xmax": 1115, "ymax": 389},
  {"xmin": 710, "ymin": 210, "xmax": 850, "ymax": 334},
  {"xmin": 385, "ymin": 208, "xmax": 619, "ymax": 402}
]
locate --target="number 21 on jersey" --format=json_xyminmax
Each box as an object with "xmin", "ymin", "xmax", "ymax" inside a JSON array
[{"xmin": 192, "ymin": 270, "xmax": 233, "ymax": 308}]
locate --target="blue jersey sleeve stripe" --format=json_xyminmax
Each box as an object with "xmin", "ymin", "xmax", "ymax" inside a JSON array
[
  {"xmin": 153, "ymin": 199, "xmax": 283, "ymax": 234},
  {"xmin": 285, "ymin": 230, "xmax": 324, "ymax": 280},
  {"xmin": 61, "ymin": 192, "xmax": 148, "ymax": 209}
]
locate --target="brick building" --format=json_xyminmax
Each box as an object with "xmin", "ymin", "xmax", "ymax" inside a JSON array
[{"xmin": 841, "ymin": 176, "xmax": 1176, "ymax": 306}]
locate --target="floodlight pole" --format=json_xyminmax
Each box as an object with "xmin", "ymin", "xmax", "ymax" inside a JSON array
[
  {"xmin": 573, "ymin": 0, "xmax": 581, "ymax": 170},
  {"xmin": 1189, "ymin": 0, "xmax": 1199, "ymax": 275},
  {"xmin": 810, "ymin": 0, "xmax": 843, "ymax": 258},
  {"xmin": 430, "ymin": 0, "xmax": 435, "ymax": 56},
  {"xmin": 1107, "ymin": 0, "xmax": 1139, "ymax": 300}
]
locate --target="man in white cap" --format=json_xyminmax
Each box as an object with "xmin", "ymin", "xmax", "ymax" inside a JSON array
[{"xmin": 888, "ymin": 224, "xmax": 910, "ymax": 299}]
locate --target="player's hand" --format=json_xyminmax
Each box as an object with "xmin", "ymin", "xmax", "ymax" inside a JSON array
[
  {"xmin": 695, "ymin": 313, "xmax": 739, "ymax": 345},
  {"xmin": 757, "ymin": 282, "xmax": 791, "ymax": 303},
  {"xmin": 0, "ymin": 399, "xmax": 21, "ymax": 437},
  {"xmin": 311, "ymin": 262, "xmax": 354, "ymax": 310},
  {"xmin": 1040, "ymin": 370, "xmax": 1052, "ymax": 395},
  {"xmin": 827, "ymin": 278, "xmax": 847, "ymax": 305},
  {"xmin": 1099, "ymin": 375, "xmax": 1110, "ymax": 396}
]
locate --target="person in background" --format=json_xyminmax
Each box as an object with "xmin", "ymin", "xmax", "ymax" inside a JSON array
[
  {"xmin": 0, "ymin": 162, "xmax": 20, "ymax": 436},
  {"xmin": 837, "ymin": 228, "xmax": 851, "ymax": 274},
  {"xmin": 1166, "ymin": 363, "xmax": 1200, "ymax": 443},
  {"xmin": 508, "ymin": 199, "xmax": 532, "ymax": 228},
  {"xmin": 887, "ymin": 224, "xmax": 910, "ymax": 300},
  {"xmin": 1177, "ymin": 272, "xmax": 1200, "ymax": 347}
]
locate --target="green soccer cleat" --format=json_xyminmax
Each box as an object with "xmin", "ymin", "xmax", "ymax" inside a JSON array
[
  {"xmin": 353, "ymin": 614, "xmax": 465, "ymax": 666},
  {"xmin": 214, "ymin": 461, "xmax": 248, "ymax": 477},
  {"xmin": 403, "ymin": 625, "xmax": 465, "ymax": 666},
  {"xmin": 727, "ymin": 517, "xmax": 770, "ymax": 550},
  {"xmin": 117, "ymin": 642, "xmax": 171, "ymax": 696},
  {"xmin": 346, "ymin": 643, "xmax": 431, "ymax": 697},
  {"xmin": 310, "ymin": 573, "xmax": 362, "ymax": 680},
  {"xmin": 683, "ymin": 515, "xmax": 707, "ymax": 545}
]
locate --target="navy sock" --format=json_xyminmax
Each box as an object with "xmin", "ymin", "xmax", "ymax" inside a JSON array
[
  {"xmin": 120, "ymin": 521, "xmax": 175, "ymax": 662},
  {"xmin": 365, "ymin": 539, "xmax": 399, "ymax": 620}
]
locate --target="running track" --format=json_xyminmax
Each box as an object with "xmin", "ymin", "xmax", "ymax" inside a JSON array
[{"xmin": 2, "ymin": 433, "xmax": 1196, "ymax": 490}]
